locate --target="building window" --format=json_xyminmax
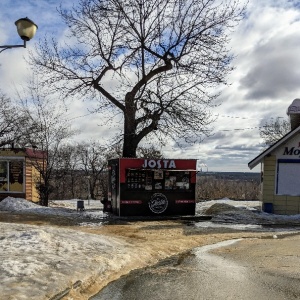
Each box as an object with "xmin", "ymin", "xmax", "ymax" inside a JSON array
[
  {"xmin": 276, "ymin": 159, "xmax": 300, "ymax": 196},
  {"xmin": 0, "ymin": 160, "xmax": 24, "ymax": 193}
]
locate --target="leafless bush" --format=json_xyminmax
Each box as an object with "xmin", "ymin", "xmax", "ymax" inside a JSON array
[{"xmin": 196, "ymin": 176, "xmax": 260, "ymax": 201}]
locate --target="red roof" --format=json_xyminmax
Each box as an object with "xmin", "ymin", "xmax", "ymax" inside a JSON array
[{"xmin": 25, "ymin": 148, "xmax": 47, "ymax": 159}]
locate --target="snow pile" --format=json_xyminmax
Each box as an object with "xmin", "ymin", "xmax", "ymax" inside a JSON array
[
  {"xmin": 0, "ymin": 222, "xmax": 132, "ymax": 300},
  {"xmin": 198, "ymin": 199, "xmax": 300, "ymax": 226},
  {"xmin": 1, "ymin": 196, "xmax": 300, "ymax": 226},
  {"xmin": 0, "ymin": 196, "xmax": 43, "ymax": 211},
  {"xmin": 0, "ymin": 197, "xmax": 106, "ymax": 222},
  {"xmin": 196, "ymin": 198, "xmax": 261, "ymax": 214}
]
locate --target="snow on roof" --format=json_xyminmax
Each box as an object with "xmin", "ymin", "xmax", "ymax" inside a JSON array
[{"xmin": 287, "ymin": 98, "xmax": 300, "ymax": 115}]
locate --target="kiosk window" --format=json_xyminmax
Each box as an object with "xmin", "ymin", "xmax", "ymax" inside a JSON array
[
  {"xmin": 126, "ymin": 169, "xmax": 146, "ymax": 190},
  {"xmin": 0, "ymin": 161, "xmax": 8, "ymax": 191},
  {"xmin": 165, "ymin": 171, "xmax": 190, "ymax": 190},
  {"xmin": 126, "ymin": 169, "xmax": 190, "ymax": 191}
]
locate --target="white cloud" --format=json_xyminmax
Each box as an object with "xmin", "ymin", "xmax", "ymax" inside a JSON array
[{"xmin": 1, "ymin": 0, "xmax": 300, "ymax": 172}]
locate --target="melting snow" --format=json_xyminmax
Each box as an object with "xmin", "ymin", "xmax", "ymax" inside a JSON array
[{"xmin": 1, "ymin": 196, "xmax": 300, "ymax": 299}]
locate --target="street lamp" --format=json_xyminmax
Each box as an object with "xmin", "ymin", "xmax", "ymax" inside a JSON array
[{"xmin": 0, "ymin": 17, "xmax": 38, "ymax": 53}]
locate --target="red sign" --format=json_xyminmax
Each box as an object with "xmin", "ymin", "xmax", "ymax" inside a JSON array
[
  {"xmin": 119, "ymin": 158, "xmax": 197, "ymax": 183},
  {"xmin": 175, "ymin": 200, "xmax": 195, "ymax": 204},
  {"xmin": 120, "ymin": 200, "xmax": 143, "ymax": 204}
]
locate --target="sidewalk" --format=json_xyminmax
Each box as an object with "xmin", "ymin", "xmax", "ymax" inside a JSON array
[{"xmin": 212, "ymin": 233, "xmax": 300, "ymax": 279}]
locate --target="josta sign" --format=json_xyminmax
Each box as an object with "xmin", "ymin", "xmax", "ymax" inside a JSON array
[{"xmin": 142, "ymin": 159, "xmax": 176, "ymax": 169}]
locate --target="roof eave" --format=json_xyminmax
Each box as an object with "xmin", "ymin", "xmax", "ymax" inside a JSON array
[{"xmin": 248, "ymin": 125, "xmax": 300, "ymax": 170}]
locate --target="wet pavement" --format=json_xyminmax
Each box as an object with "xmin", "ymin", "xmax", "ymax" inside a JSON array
[{"xmin": 91, "ymin": 238, "xmax": 300, "ymax": 300}]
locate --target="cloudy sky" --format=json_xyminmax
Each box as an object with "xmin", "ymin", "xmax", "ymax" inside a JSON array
[{"xmin": 1, "ymin": 0, "xmax": 300, "ymax": 173}]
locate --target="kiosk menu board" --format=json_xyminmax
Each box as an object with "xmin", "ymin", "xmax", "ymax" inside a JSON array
[{"xmin": 108, "ymin": 158, "xmax": 197, "ymax": 216}]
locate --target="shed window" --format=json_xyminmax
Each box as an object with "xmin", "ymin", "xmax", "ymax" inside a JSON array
[
  {"xmin": 276, "ymin": 159, "xmax": 300, "ymax": 196},
  {"xmin": 0, "ymin": 160, "xmax": 24, "ymax": 193}
]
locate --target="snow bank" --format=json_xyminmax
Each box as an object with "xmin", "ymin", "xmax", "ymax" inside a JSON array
[
  {"xmin": 198, "ymin": 199, "xmax": 300, "ymax": 225},
  {"xmin": 0, "ymin": 197, "xmax": 43, "ymax": 211},
  {"xmin": 196, "ymin": 198, "xmax": 261, "ymax": 214},
  {"xmin": 2, "ymin": 196, "xmax": 300, "ymax": 226},
  {"xmin": 0, "ymin": 222, "xmax": 132, "ymax": 300},
  {"xmin": 0, "ymin": 197, "xmax": 106, "ymax": 222}
]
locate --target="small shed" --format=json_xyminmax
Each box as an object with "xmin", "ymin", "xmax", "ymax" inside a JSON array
[
  {"xmin": 248, "ymin": 99, "xmax": 300, "ymax": 214},
  {"xmin": 0, "ymin": 148, "xmax": 46, "ymax": 203}
]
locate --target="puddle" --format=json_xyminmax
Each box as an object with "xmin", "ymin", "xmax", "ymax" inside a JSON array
[{"xmin": 194, "ymin": 221, "xmax": 262, "ymax": 230}]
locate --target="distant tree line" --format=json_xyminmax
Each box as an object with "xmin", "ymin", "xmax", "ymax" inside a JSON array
[{"xmin": 49, "ymin": 143, "xmax": 163, "ymax": 200}]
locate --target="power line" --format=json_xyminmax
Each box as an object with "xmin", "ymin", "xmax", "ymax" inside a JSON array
[
  {"xmin": 219, "ymin": 127, "xmax": 261, "ymax": 132},
  {"xmin": 215, "ymin": 114, "xmax": 257, "ymax": 120},
  {"xmin": 66, "ymin": 112, "xmax": 282, "ymax": 132},
  {"xmin": 67, "ymin": 111, "xmax": 97, "ymax": 121},
  {"xmin": 215, "ymin": 114, "xmax": 286, "ymax": 120}
]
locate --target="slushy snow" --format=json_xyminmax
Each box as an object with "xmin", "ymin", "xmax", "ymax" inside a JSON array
[{"xmin": 1, "ymin": 197, "xmax": 300, "ymax": 299}]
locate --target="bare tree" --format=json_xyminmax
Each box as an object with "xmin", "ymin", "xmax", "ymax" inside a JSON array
[
  {"xmin": 48, "ymin": 141, "xmax": 164, "ymax": 200},
  {"xmin": 51, "ymin": 144, "xmax": 81, "ymax": 199},
  {"xmin": 31, "ymin": 0, "xmax": 246, "ymax": 157},
  {"xmin": 110, "ymin": 141, "xmax": 163, "ymax": 159},
  {"xmin": 75, "ymin": 142, "xmax": 164, "ymax": 199},
  {"xmin": 19, "ymin": 83, "xmax": 75, "ymax": 206},
  {"xmin": 259, "ymin": 117, "xmax": 290, "ymax": 147},
  {"xmin": 51, "ymin": 142, "xmax": 118, "ymax": 200},
  {"xmin": 0, "ymin": 92, "xmax": 28, "ymax": 147},
  {"xmin": 136, "ymin": 145, "xmax": 163, "ymax": 159},
  {"xmin": 76, "ymin": 142, "xmax": 108, "ymax": 199}
]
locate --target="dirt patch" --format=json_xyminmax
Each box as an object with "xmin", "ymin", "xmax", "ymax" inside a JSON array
[{"xmin": 0, "ymin": 211, "xmax": 78, "ymax": 226}]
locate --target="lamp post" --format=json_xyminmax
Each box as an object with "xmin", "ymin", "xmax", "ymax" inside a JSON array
[{"xmin": 0, "ymin": 17, "xmax": 38, "ymax": 53}]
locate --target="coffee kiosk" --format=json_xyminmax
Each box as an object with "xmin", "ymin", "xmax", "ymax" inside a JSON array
[{"xmin": 108, "ymin": 158, "xmax": 197, "ymax": 216}]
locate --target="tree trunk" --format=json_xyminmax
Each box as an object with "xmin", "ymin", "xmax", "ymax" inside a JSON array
[
  {"xmin": 39, "ymin": 184, "xmax": 49, "ymax": 206},
  {"xmin": 123, "ymin": 134, "xmax": 139, "ymax": 157},
  {"xmin": 123, "ymin": 94, "xmax": 139, "ymax": 157},
  {"xmin": 90, "ymin": 181, "xmax": 95, "ymax": 199}
]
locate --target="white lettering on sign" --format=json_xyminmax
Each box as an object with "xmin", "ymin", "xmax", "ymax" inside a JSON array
[
  {"xmin": 148, "ymin": 193, "xmax": 168, "ymax": 214},
  {"xmin": 142, "ymin": 159, "xmax": 176, "ymax": 169}
]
